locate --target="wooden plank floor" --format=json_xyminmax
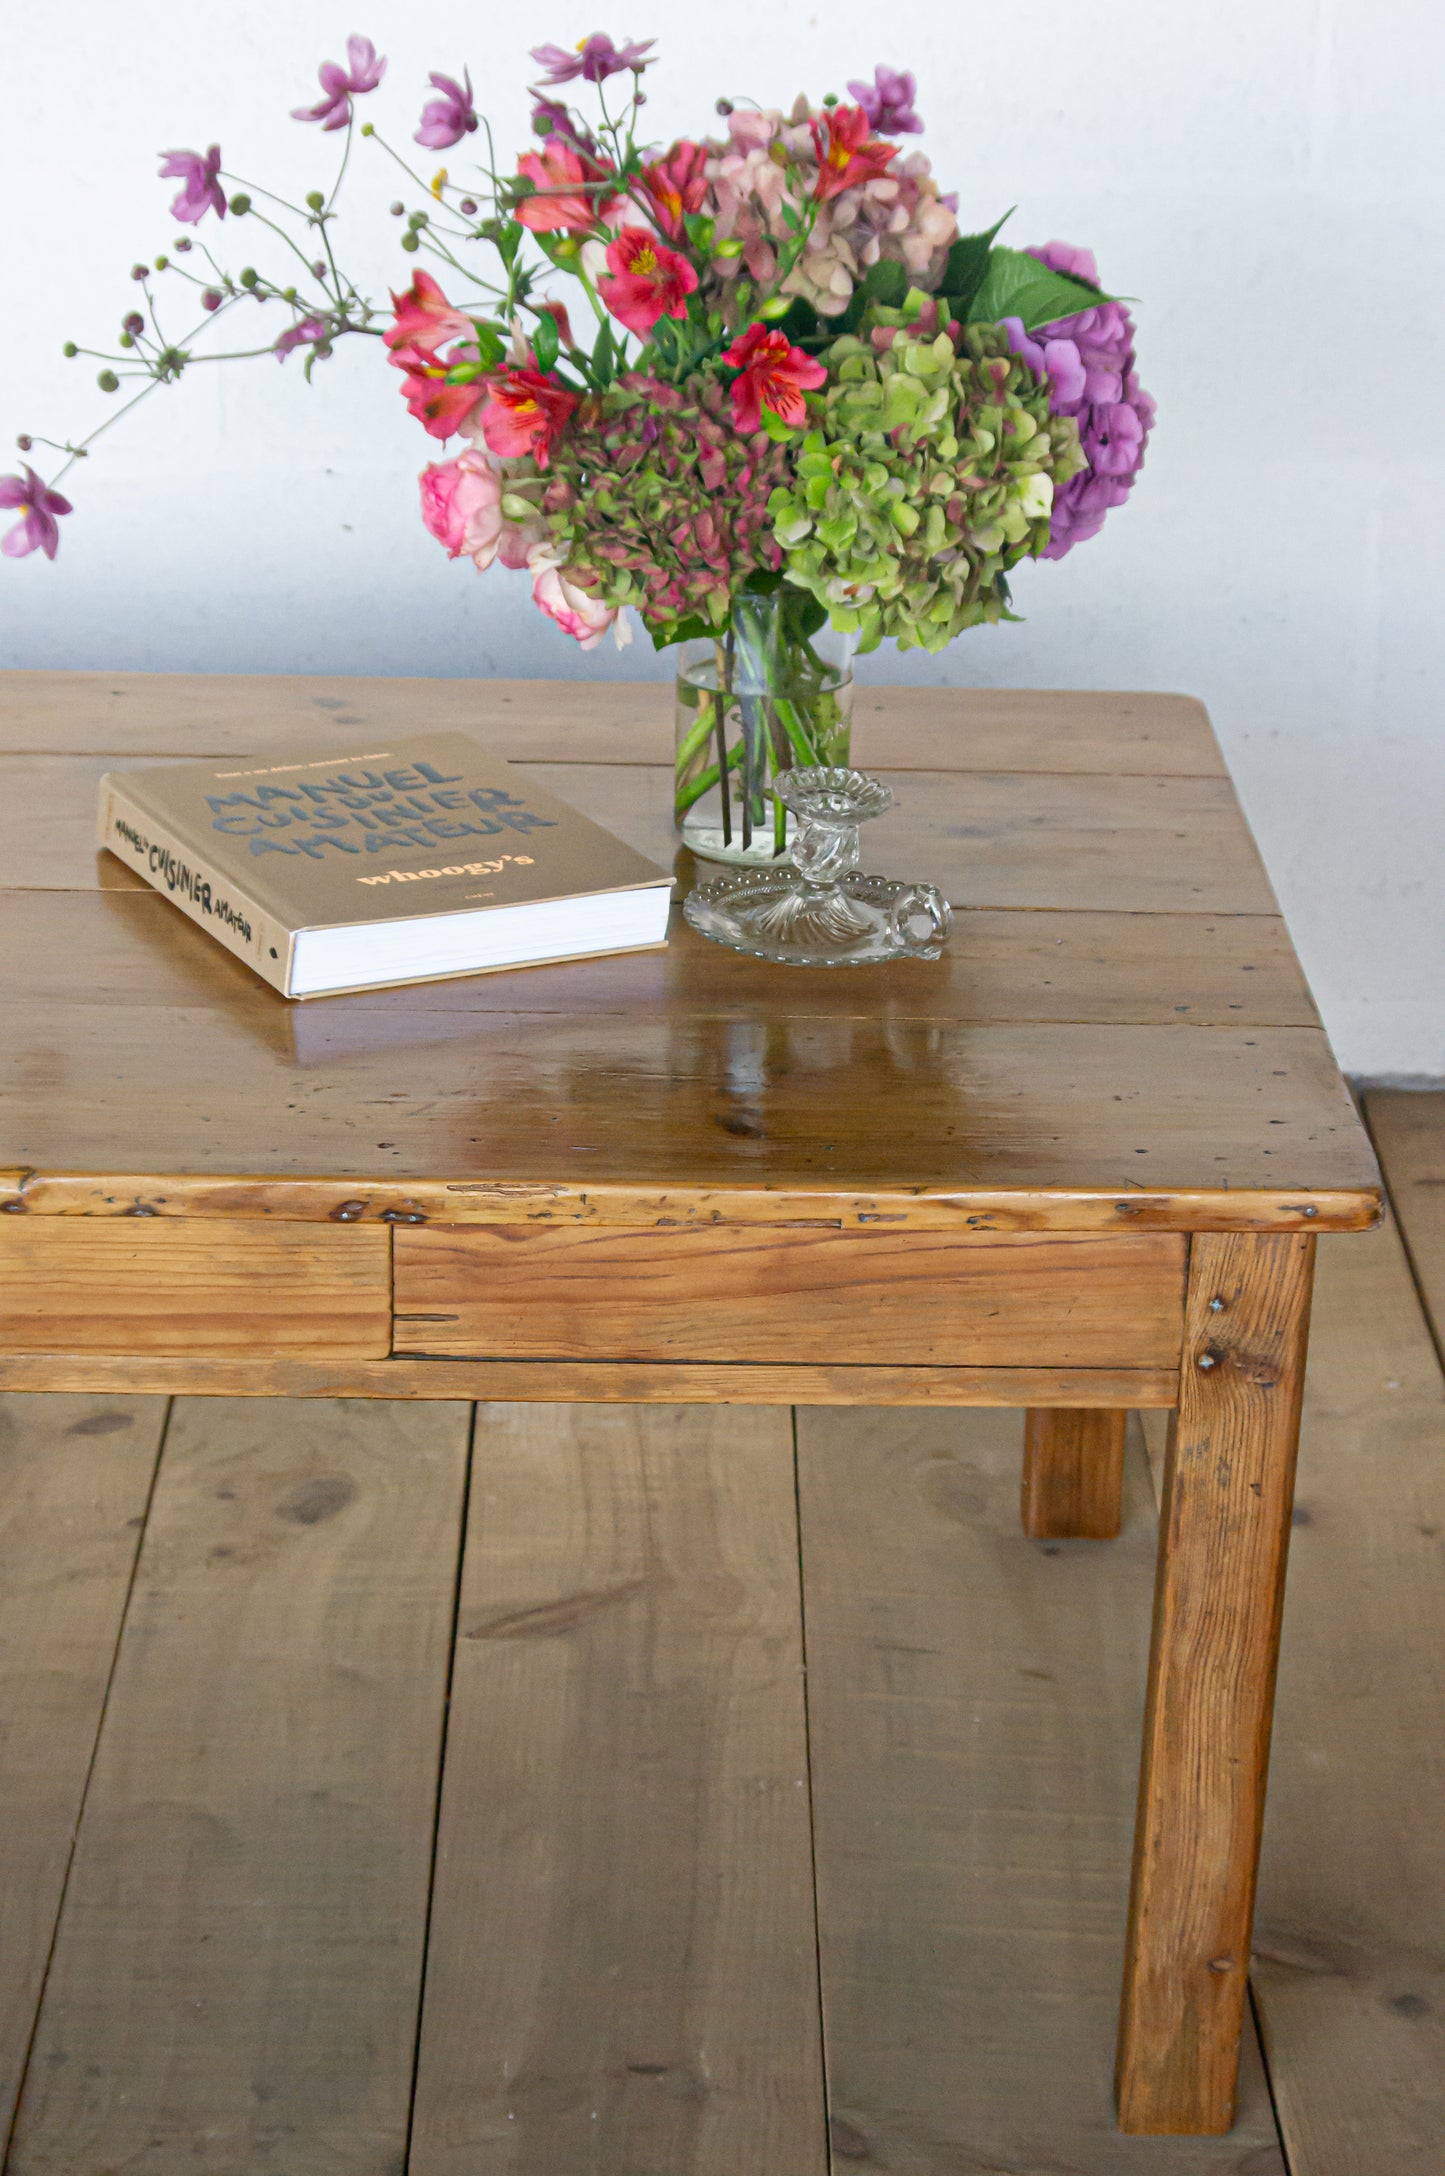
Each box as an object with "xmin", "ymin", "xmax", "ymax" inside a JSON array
[{"xmin": 2, "ymin": 1096, "xmax": 1443, "ymax": 2172}]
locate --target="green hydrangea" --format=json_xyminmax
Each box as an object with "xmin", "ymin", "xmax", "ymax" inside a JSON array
[{"xmin": 767, "ymin": 298, "xmax": 1085, "ymax": 652}]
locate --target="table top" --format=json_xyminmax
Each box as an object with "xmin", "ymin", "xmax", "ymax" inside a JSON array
[{"xmin": 0, "ymin": 672, "xmax": 1379, "ymax": 1235}]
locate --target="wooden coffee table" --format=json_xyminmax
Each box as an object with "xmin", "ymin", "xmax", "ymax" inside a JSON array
[{"xmin": 0, "ymin": 671, "xmax": 1378, "ymax": 2136}]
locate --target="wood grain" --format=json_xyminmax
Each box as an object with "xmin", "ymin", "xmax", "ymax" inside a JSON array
[
  {"xmin": 0, "ymin": 1351, "xmax": 1181, "ymax": 1406},
  {"xmin": 1117, "ymin": 1231, "xmax": 1315, "ymax": 2134},
  {"xmin": 393, "ymin": 1225, "xmax": 1186, "ymax": 1368},
  {"xmin": 0, "ymin": 672, "xmax": 1228, "ymax": 774},
  {"xmin": 0, "ymin": 891, "xmax": 1322, "ymax": 1031},
  {"xmin": 0, "ymin": 1218, "xmax": 391, "ymax": 1357},
  {"xmin": 7, "ymin": 1394, "xmax": 471, "ymax": 2176},
  {"xmin": 1244, "ymin": 1198, "xmax": 1445, "ymax": 2172},
  {"xmin": 0, "ymin": 1393, "xmax": 166, "ymax": 2152},
  {"xmin": 796, "ymin": 1404, "xmax": 1284, "ymax": 2174},
  {"xmin": 0, "ymin": 1017, "xmax": 1379, "ymax": 1220},
  {"xmin": 1021, "ymin": 1407, "xmax": 1128, "ymax": 1538},
  {"xmin": 14, "ymin": 754, "xmax": 1272, "ymax": 913},
  {"xmin": 1364, "ymin": 1087, "xmax": 1445, "ymax": 1359},
  {"xmin": 408, "ymin": 1402, "xmax": 826, "ymax": 2176}
]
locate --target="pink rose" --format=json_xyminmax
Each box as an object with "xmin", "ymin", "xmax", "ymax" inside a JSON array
[
  {"xmin": 418, "ymin": 448, "xmax": 504, "ymax": 568},
  {"xmin": 529, "ymin": 549, "xmax": 631, "ymax": 650}
]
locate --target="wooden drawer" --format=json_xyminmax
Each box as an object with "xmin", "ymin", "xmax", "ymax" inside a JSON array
[
  {"xmin": 0, "ymin": 1218, "xmax": 391, "ymax": 1358},
  {"xmin": 393, "ymin": 1225, "xmax": 1186, "ymax": 1369}
]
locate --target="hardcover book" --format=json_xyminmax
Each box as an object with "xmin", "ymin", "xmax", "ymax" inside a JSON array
[{"xmin": 97, "ymin": 731, "xmax": 672, "ymax": 999}]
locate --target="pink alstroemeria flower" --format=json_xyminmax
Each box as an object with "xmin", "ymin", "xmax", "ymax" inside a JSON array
[
  {"xmin": 385, "ymin": 269, "xmax": 474, "ymax": 358},
  {"xmin": 157, "ymin": 145, "xmax": 226, "ymax": 226},
  {"xmin": 723, "ymin": 323, "xmax": 826, "ymax": 432},
  {"xmin": 416, "ymin": 68, "xmax": 477, "ymax": 150},
  {"xmin": 391, "ymin": 342, "xmax": 487, "ymax": 440},
  {"xmin": 0, "ymin": 466, "xmax": 73, "ymax": 561},
  {"xmin": 597, "ymin": 225, "xmax": 698, "ymax": 337},
  {"xmin": 292, "ymin": 35, "xmax": 386, "ymax": 131},
  {"xmin": 640, "ymin": 140, "xmax": 709, "ymax": 241},
  {"xmin": 478, "ymin": 368, "xmax": 579, "ymax": 469},
  {"xmin": 529, "ymin": 34, "xmax": 654, "ymax": 86},
  {"xmin": 515, "ymin": 138, "xmax": 618, "ymax": 233},
  {"xmin": 810, "ymin": 104, "xmax": 897, "ymax": 203}
]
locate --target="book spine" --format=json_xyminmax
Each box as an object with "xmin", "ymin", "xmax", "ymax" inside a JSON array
[{"xmin": 98, "ymin": 782, "xmax": 296, "ymax": 995}]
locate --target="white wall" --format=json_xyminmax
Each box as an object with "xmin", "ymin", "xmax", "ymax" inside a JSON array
[{"xmin": 2, "ymin": 0, "xmax": 1441, "ymax": 1076}]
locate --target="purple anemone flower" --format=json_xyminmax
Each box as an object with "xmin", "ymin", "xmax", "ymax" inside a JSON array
[
  {"xmin": 292, "ymin": 36, "xmax": 387, "ymax": 131},
  {"xmin": 1003, "ymin": 242, "xmax": 1156, "ymax": 559},
  {"xmin": 530, "ymin": 96, "xmax": 599, "ymax": 152},
  {"xmin": 157, "ymin": 145, "xmax": 226, "ymax": 226},
  {"xmin": 274, "ymin": 316, "xmax": 330, "ymax": 361},
  {"xmin": 415, "ymin": 68, "xmax": 477, "ymax": 149},
  {"xmin": 0, "ymin": 466, "xmax": 73, "ymax": 561},
  {"xmin": 846, "ymin": 64, "xmax": 923, "ymax": 134},
  {"xmin": 530, "ymin": 34, "xmax": 655, "ymax": 85}
]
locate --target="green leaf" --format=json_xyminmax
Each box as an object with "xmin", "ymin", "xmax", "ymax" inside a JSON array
[
  {"xmin": 592, "ymin": 319, "xmax": 616, "ymax": 387},
  {"xmin": 966, "ymin": 246, "xmax": 1112, "ymax": 331},
  {"xmin": 938, "ymin": 212, "xmax": 1012, "ymax": 317},
  {"xmin": 764, "ymin": 295, "xmax": 823, "ymax": 350},
  {"xmin": 532, "ymin": 311, "xmax": 560, "ymax": 372},
  {"xmin": 839, "ymin": 256, "xmax": 909, "ymax": 333},
  {"xmin": 472, "ymin": 326, "xmax": 506, "ymax": 371},
  {"xmin": 650, "ymin": 612, "xmax": 713, "ymax": 651}
]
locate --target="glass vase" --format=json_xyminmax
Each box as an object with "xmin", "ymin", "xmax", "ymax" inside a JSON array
[{"xmin": 673, "ymin": 588, "xmax": 853, "ymax": 866}]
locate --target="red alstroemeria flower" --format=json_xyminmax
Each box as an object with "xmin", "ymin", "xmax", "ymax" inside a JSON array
[
  {"xmin": 385, "ymin": 269, "xmax": 473, "ymax": 357},
  {"xmin": 640, "ymin": 140, "xmax": 709, "ymax": 241},
  {"xmin": 810, "ymin": 103, "xmax": 897, "ymax": 203},
  {"xmin": 392, "ymin": 341, "xmax": 487, "ymax": 440},
  {"xmin": 597, "ymin": 225, "xmax": 699, "ymax": 337},
  {"xmin": 724, "ymin": 322, "xmax": 827, "ymax": 433},
  {"xmin": 478, "ymin": 367, "xmax": 579, "ymax": 469},
  {"xmin": 515, "ymin": 137, "xmax": 619, "ymax": 232}
]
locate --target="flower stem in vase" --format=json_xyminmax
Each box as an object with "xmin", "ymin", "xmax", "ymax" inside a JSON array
[{"xmin": 711, "ymin": 636, "xmax": 733, "ymax": 849}]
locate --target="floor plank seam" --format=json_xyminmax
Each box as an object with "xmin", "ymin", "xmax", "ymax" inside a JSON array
[
  {"xmin": 791, "ymin": 1407, "xmax": 836, "ymax": 2176},
  {"xmin": 1245, "ymin": 1983, "xmax": 1294, "ymax": 2176},
  {"xmin": 0, "ymin": 1393, "xmax": 174, "ymax": 2176},
  {"xmin": 400, "ymin": 1398, "xmax": 479, "ymax": 2176}
]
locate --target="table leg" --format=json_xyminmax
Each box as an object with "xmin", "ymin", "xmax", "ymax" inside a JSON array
[
  {"xmin": 1020, "ymin": 1409, "xmax": 1127, "ymax": 1538},
  {"xmin": 1115, "ymin": 1230, "xmax": 1315, "ymax": 2134}
]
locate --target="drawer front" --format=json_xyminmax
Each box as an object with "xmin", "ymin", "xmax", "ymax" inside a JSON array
[
  {"xmin": 393, "ymin": 1225, "xmax": 1186, "ymax": 1369},
  {"xmin": 0, "ymin": 1218, "xmax": 392, "ymax": 1358}
]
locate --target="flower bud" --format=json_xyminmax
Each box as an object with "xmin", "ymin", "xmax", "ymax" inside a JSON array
[
  {"xmin": 459, "ymin": 197, "xmax": 478, "ymax": 215},
  {"xmin": 153, "ymin": 255, "xmax": 169, "ymax": 271},
  {"xmin": 400, "ymin": 232, "xmax": 420, "ymax": 253},
  {"xmin": 408, "ymin": 210, "xmax": 429, "ymax": 228},
  {"xmin": 229, "ymin": 192, "xmax": 251, "ymax": 215},
  {"xmin": 306, "ymin": 190, "xmax": 325, "ymax": 211},
  {"xmin": 239, "ymin": 267, "xmax": 260, "ymax": 289},
  {"xmin": 282, "ymin": 287, "xmax": 297, "ymax": 303},
  {"xmin": 360, "ymin": 122, "xmax": 374, "ymax": 137},
  {"xmin": 63, "ymin": 341, "xmax": 79, "ymax": 358},
  {"xmin": 97, "ymin": 370, "xmax": 120, "ymax": 392},
  {"xmin": 202, "ymin": 289, "xmax": 222, "ymax": 312},
  {"xmin": 119, "ymin": 333, "xmax": 134, "ymax": 348},
  {"xmin": 715, "ymin": 98, "xmax": 734, "ymax": 116},
  {"xmin": 131, "ymin": 264, "xmax": 148, "ymax": 281},
  {"xmin": 16, "ymin": 434, "xmax": 33, "ymax": 451},
  {"xmin": 822, "ymin": 92, "xmax": 839, "ymax": 107},
  {"xmin": 123, "ymin": 311, "xmax": 145, "ymax": 337},
  {"xmin": 174, "ymin": 236, "xmax": 193, "ymax": 253},
  {"xmin": 389, "ymin": 200, "xmax": 405, "ymax": 216}
]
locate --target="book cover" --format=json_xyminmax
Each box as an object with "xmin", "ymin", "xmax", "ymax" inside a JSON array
[{"xmin": 97, "ymin": 730, "xmax": 672, "ymax": 998}]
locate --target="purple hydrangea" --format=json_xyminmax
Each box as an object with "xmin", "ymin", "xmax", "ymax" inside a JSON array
[
  {"xmin": 1004, "ymin": 241, "xmax": 1155, "ymax": 559},
  {"xmin": 846, "ymin": 64, "xmax": 923, "ymax": 135}
]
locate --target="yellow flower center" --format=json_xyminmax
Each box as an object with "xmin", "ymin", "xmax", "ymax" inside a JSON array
[
  {"xmin": 430, "ymin": 168, "xmax": 448, "ymax": 199},
  {"xmin": 631, "ymin": 244, "xmax": 658, "ymax": 276}
]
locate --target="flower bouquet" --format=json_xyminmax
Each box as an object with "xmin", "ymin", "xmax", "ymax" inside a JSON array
[{"xmin": 5, "ymin": 31, "xmax": 1154, "ymax": 864}]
